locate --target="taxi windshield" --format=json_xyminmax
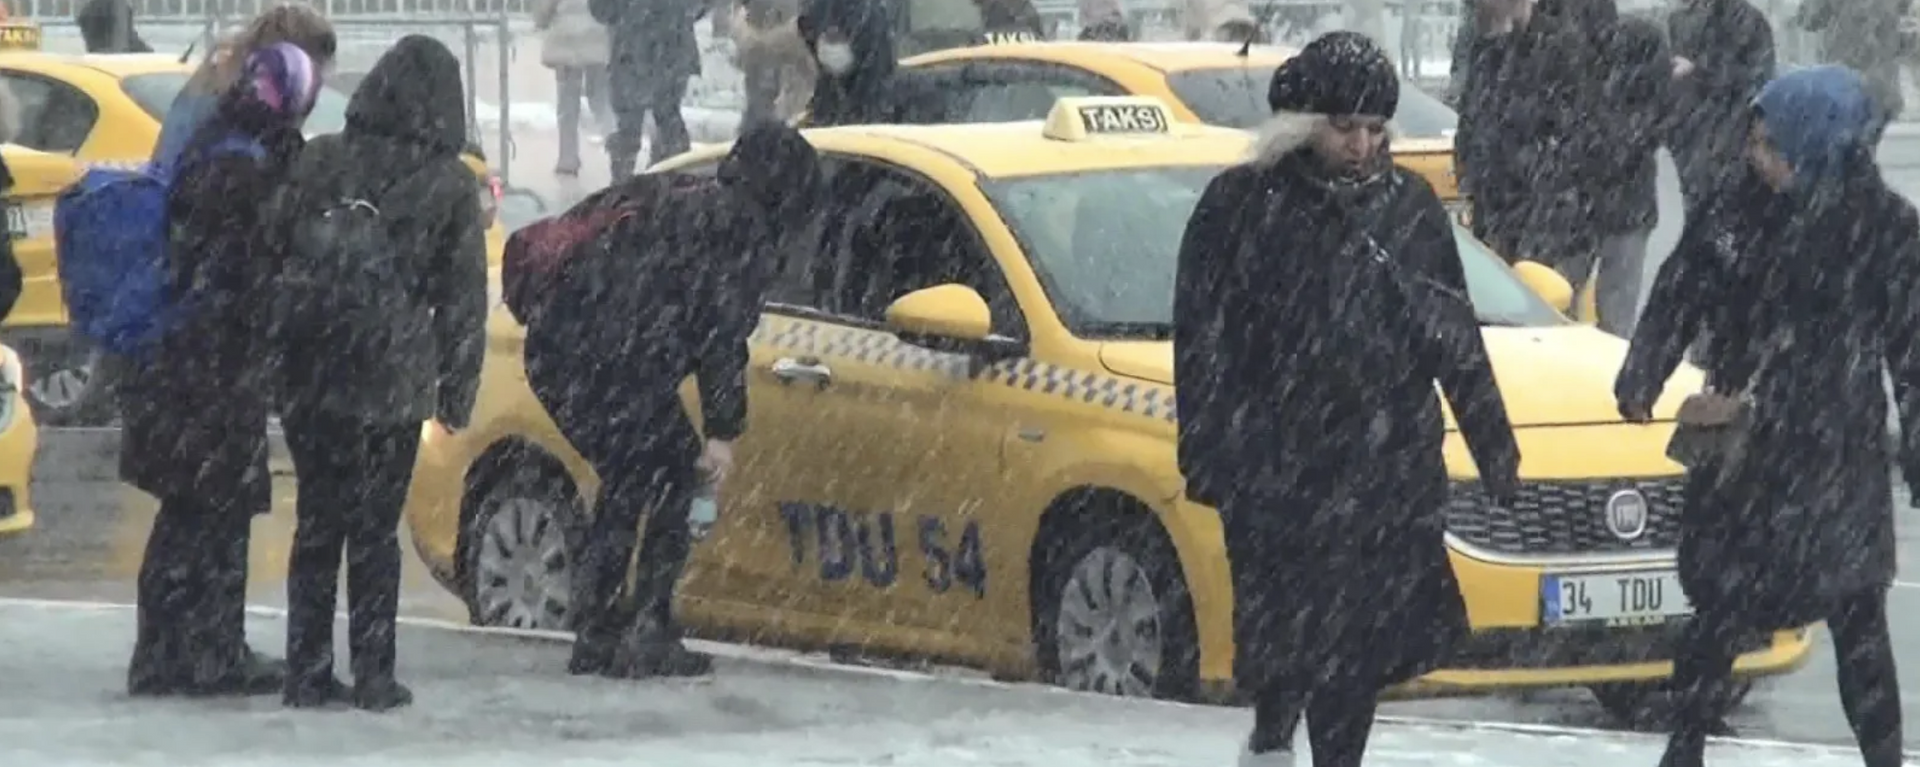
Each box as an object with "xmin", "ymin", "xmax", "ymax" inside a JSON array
[
  {"xmin": 980, "ymin": 166, "xmax": 1565, "ymax": 339},
  {"xmin": 121, "ymin": 71, "xmax": 349, "ymax": 137},
  {"xmin": 1165, "ymin": 67, "xmax": 1458, "ymax": 138}
]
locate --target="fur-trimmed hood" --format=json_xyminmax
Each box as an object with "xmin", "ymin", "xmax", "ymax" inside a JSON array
[{"xmin": 1246, "ymin": 110, "xmax": 1399, "ymax": 174}]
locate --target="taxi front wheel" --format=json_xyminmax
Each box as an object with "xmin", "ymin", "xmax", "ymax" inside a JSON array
[
  {"xmin": 1032, "ymin": 512, "xmax": 1199, "ymax": 701},
  {"xmin": 1588, "ymin": 679, "xmax": 1754, "ymax": 730}
]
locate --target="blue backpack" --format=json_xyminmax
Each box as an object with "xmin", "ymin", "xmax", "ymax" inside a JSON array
[{"xmin": 55, "ymin": 136, "xmax": 265, "ymax": 361}]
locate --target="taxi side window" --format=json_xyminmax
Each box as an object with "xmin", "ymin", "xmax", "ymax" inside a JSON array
[
  {"xmin": 819, "ymin": 162, "xmax": 1024, "ymax": 338},
  {"xmin": 958, "ymin": 64, "xmax": 1125, "ymax": 123},
  {"xmin": 1, "ymin": 73, "xmax": 97, "ymax": 154}
]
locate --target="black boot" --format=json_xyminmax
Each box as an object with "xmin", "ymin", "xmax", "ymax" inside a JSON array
[
  {"xmin": 188, "ymin": 648, "xmax": 287, "ymax": 697},
  {"xmin": 568, "ymin": 632, "xmax": 619, "ymax": 676},
  {"xmin": 127, "ymin": 614, "xmax": 187, "ymax": 697},
  {"xmin": 351, "ymin": 677, "xmax": 414, "ymax": 712},
  {"xmin": 283, "ymin": 672, "xmax": 352, "ymax": 708},
  {"xmin": 602, "ymin": 618, "xmax": 713, "ymax": 680}
]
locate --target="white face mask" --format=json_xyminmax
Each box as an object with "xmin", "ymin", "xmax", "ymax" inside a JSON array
[{"xmin": 817, "ymin": 42, "xmax": 855, "ymax": 74}]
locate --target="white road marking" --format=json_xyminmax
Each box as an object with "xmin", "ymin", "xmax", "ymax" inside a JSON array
[{"xmin": 0, "ymin": 595, "xmax": 1892, "ymax": 758}]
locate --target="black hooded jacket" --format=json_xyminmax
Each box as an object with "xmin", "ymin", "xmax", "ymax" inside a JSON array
[
  {"xmin": 525, "ymin": 124, "xmax": 823, "ymax": 457},
  {"xmin": 798, "ymin": 0, "xmax": 947, "ymax": 126},
  {"xmin": 590, "ymin": 0, "xmax": 704, "ymax": 88},
  {"xmin": 1454, "ymin": 11, "xmax": 1596, "ymax": 238},
  {"xmin": 1665, "ymin": 0, "xmax": 1775, "ymax": 151},
  {"xmin": 271, "ymin": 35, "xmax": 487, "ymax": 428},
  {"xmin": 76, "ymin": 0, "xmax": 152, "ymax": 53},
  {"xmin": 1589, "ymin": 15, "xmax": 1670, "ymax": 233}
]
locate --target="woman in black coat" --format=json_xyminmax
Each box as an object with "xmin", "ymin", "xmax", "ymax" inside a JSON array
[
  {"xmin": 120, "ymin": 43, "xmax": 319, "ymax": 698},
  {"xmin": 1173, "ymin": 32, "xmax": 1521, "ymax": 767},
  {"xmin": 1616, "ymin": 66, "xmax": 1917, "ymax": 767}
]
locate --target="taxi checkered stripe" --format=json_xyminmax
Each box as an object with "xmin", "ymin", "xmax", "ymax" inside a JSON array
[{"xmin": 755, "ymin": 322, "xmax": 1178, "ymax": 423}]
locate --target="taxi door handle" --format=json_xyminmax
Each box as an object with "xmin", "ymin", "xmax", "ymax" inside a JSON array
[{"xmin": 771, "ymin": 357, "xmax": 833, "ymax": 388}]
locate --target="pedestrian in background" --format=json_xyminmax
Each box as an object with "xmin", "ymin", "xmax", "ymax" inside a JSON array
[
  {"xmin": 1454, "ymin": 0, "xmax": 1594, "ymax": 269},
  {"xmin": 76, "ymin": 0, "xmax": 152, "ymax": 53},
  {"xmin": 732, "ymin": 0, "xmax": 816, "ymax": 128},
  {"xmin": 1077, "ymin": 0, "xmax": 1131, "ymax": 41},
  {"xmin": 1617, "ymin": 65, "xmax": 1914, "ymax": 767},
  {"xmin": 270, "ymin": 34, "xmax": 487, "ymax": 712},
  {"xmin": 534, "ymin": 0, "xmax": 613, "ymax": 177},
  {"xmin": 591, "ymin": 0, "xmax": 704, "ymax": 177},
  {"xmin": 1665, "ymin": 0, "xmax": 1774, "ymax": 210},
  {"xmin": 1174, "ymin": 32, "xmax": 1520, "ymax": 767},
  {"xmin": 1795, "ymin": 0, "xmax": 1907, "ymax": 146},
  {"xmin": 523, "ymin": 123, "xmax": 821, "ymax": 680},
  {"xmin": 122, "ymin": 42, "xmax": 320, "ymax": 700},
  {"xmin": 798, "ymin": 0, "xmax": 948, "ymax": 126}
]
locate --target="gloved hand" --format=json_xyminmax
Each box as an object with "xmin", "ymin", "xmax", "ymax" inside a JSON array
[
  {"xmin": 1617, "ymin": 395, "xmax": 1655, "ymax": 423},
  {"xmin": 1482, "ymin": 450, "xmax": 1522, "ymax": 507}
]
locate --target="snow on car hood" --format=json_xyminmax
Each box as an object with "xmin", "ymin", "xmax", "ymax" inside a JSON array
[{"xmin": 1096, "ymin": 326, "xmax": 1704, "ymax": 427}]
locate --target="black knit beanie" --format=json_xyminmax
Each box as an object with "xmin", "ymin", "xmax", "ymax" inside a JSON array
[{"xmin": 1266, "ymin": 31, "xmax": 1400, "ymax": 118}]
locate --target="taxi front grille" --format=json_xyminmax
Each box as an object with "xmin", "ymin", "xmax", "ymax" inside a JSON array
[{"xmin": 1446, "ymin": 479, "xmax": 1686, "ymax": 556}]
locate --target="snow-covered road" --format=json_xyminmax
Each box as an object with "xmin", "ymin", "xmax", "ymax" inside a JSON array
[{"xmin": 0, "ymin": 599, "xmax": 1906, "ymax": 767}]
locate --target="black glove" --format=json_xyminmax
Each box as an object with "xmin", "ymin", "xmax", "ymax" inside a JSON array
[{"xmin": 1481, "ymin": 449, "xmax": 1522, "ymax": 507}]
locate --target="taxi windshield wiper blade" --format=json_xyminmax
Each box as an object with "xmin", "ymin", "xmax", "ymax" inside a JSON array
[{"xmin": 1078, "ymin": 321, "xmax": 1174, "ymax": 340}]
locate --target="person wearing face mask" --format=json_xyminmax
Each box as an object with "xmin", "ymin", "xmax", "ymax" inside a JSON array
[
  {"xmin": 522, "ymin": 122, "xmax": 824, "ymax": 680},
  {"xmin": 1616, "ymin": 65, "xmax": 1919, "ymax": 767},
  {"xmin": 1174, "ymin": 32, "xmax": 1521, "ymax": 767},
  {"xmin": 797, "ymin": 0, "xmax": 947, "ymax": 126}
]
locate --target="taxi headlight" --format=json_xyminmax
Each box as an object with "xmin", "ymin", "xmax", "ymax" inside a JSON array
[{"xmin": 0, "ymin": 347, "xmax": 23, "ymax": 432}]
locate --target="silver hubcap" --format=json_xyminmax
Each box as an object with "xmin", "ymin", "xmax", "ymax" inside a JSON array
[
  {"xmin": 1053, "ymin": 546, "xmax": 1164, "ymax": 697},
  {"xmin": 473, "ymin": 496, "xmax": 572, "ymax": 629},
  {"xmin": 30, "ymin": 364, "xmax": 89, "ymax": 410}
]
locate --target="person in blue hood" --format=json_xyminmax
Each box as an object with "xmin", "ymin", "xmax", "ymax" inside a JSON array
[
  {"xmin": 152, "ymin": 5, "xmax": 336, "ymax": 172},
  {"xmin": 1616, "ymin": 65, "xmax": 1918, "ymax": 767}
]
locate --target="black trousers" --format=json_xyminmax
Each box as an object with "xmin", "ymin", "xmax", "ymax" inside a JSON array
[
  {"xmin": 607, "ymin": 69, "xmax": 690, "ymax": 176},
  {"xmin": 1248, "ymin": 674, "xmax": 1380, "ymax": 767},
  {"xmin": 1664, "ymin": 586, "xmax": 1902, "ymax": 767},
  {"xmin": 130, "ymin": 495, "xmax": 252, "ymax": 688},
  {"xmin": 572, "ymin": 431, "xmax": 698, "ymax": 643},
  {"xmin": 281, "ymin": 411, "xmax": 421, "ymax": 685}
]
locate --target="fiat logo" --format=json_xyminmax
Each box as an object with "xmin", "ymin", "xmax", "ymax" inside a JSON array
[{"xmin": 1605, "ymin": 489, "xmax": 1650, "ymax": 541}]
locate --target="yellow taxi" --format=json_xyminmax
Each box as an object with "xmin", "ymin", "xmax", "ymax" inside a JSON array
[
  {"xmin": 400, "ymin": 97, "xmax": 1808, "ymax": 723},
  {"xmin": 0, "ymin": 47, "xmax": 511, "ymax": 424}
]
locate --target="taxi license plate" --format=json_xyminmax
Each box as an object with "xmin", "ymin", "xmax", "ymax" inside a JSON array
[
  {"xmin": 1542, "ymin": 571, "xmax": 1691, "ymax": 625},
  {"xmin": 4, "ymin": 203, "xmax": 25, "ymax": 239}
]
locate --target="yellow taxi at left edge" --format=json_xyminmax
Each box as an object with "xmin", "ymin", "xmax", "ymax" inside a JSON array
[
  {"xmin": 400, "ymin": 95, "xmax": 1809, "ymax": 716},
  {"xmin": 0, "ymin": 32, "xmax": 508, "ymax": 426},
  {"xmin": 0, "ymin": 21, "xmax": 47, "ymax": 536}
]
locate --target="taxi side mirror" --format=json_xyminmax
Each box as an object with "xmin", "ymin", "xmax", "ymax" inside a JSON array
[
  {"xmin": 1511, "ymin": 260, "xmax": 1575, "ymax": 314},
  {"xmin": 886, "ymin": 284, "xmax": 994, "ymax": 344}
]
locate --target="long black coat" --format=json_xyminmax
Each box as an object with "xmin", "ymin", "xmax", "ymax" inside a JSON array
[
  {"xmin": 1615, "ymin": 165, "xmax": 1920, "ymax": 629},
  {"xmin": 1665, "ymin": 0, "xmax": 1774, "ymax": 172},
  {"xmin": 119, "ymin": 123, "xmax": 304, "ymax": 513},
  {"xmin": 590, "ymin": 0, "xmax": 704, "ymax": 98},
  {"xmin": 1173, "ymin": 147, "xmax": 1521, "ymax": 691},
  {"xmin": 1587, "ymin": 16, "xmax": 1670, "ymax": 235},
  {"xmin": 1455, "ymin": 12, "xmax": 1597, "ymax": 261}
]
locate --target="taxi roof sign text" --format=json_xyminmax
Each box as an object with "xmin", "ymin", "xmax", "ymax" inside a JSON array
[
  {"xmin": 0, "ymin": 22, "xmax": 41, "ymax": 52},
  {"xmin": 1042, "ymin": 96, "xmax": 1174, "ymax": 142}
]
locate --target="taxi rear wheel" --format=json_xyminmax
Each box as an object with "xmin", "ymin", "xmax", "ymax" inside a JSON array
[
  {"xmin": 1588, "ymin": 680, "xmax": 1754, "ymax": 730},
  {"xmin": 1033, "ymin": 508, "xmax": 1199, "ymax": 700},
  {"xmin": 459, "ymin": 460, "xmax": 586, "ymax": 631}
]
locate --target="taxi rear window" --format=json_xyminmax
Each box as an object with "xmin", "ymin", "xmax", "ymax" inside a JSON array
[
  {"xmin": 1165, "ymin": 67, "xmax": 1459, "ymax": 139},
  {"xmin": 121, "ymin": 71, "xmax": 350, "ymax": 136}
]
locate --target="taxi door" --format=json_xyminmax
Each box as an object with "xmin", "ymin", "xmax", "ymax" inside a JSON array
[{"xmin": 766, "ymin": 162, "xmax": 1022, "ymax": 638}]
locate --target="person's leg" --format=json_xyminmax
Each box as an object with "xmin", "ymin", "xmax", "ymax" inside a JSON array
[
  {"xmin": 586, "ymin": 65, "xmax": 614, "ymax": 136},
  {"xmin": 1594, "ymin": 228, "xmax": 1651, "ymax": 338},
  {"xmin": 607, "ymin": 451, "xmax": 709, "ymax": 678},
  {"xmin": 605, "ymin": 64, "xmax": 647, "ymax": 180},
  {"xmin": 1660, "ymin": 606, "xmax": 1743, "ymax": 767},
  {"xmin": 555, "ymin": 66, "xmax": 584, "ymax": 175},
  {"xmin": 567, "ymin": 426, "xmax": 652, "ymax": 674},
  {"xmin": 343, "ymin": 419, "xmax": 423, "ymax": 711},
  {"xmin": 647, "ymin": 77, "xmax": 691, "ymax": 167},
  {"xmin": 280, "ymin": 409, "xmax": 353, "ymax": 706},
  {"xmin": 1829, "ymin": 586, "xmax": 1904, "ymax": 767},
  {"xmin": 1242, "ymin": 685, "xmax": 1306, "ymax": 765},
  {"xmin": 1304, "ymin": 681, "xmax": 1380, "ymax": 767},
  {"xmin": 128, "ymin": 498, "xmax": 204, "ymax": 696}
]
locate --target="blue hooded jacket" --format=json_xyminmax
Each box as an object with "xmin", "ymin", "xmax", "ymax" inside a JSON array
[
  {"xmin": 1752, "ymin": 65, "xmax": 1875, "ymax": 195},
  {"xmin": 150, "ymin": 91, "xmax": 219, "ymax": 171}
]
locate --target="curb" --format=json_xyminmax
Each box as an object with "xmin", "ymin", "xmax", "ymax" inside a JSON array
[{"xmin": 0, "ymin": 596, "xmax": 1893, "ymax": 760}]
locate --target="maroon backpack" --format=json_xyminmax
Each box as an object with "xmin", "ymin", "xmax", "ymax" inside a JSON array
[{"xmin": 502, "ymin": 172, "xmax": 711, "ymax": 326}]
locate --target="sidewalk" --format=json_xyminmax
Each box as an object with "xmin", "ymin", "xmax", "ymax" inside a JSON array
[{"xmin": 0, "ymin": 598, "xmax": 1903, "ymax": 767}]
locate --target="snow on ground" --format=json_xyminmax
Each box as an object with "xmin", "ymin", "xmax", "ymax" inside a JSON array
[{"xmin": 0, "ymin": 599, "xmax": 1906, "ymax": 767}]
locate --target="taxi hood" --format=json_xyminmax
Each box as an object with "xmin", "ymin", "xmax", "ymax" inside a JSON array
[{"xmin": 1097, "ymin": 326, "xmax": 1704, "ymax": 427}]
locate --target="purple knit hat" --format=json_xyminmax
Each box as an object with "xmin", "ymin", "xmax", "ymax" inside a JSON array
[{"xmin": 242, "ymin": 41, "xmax": 321, "ymax": 118}]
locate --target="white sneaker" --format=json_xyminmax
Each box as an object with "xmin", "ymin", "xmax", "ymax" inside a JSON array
[{"xmin": 1238, "ymin": 747, "xmax": 1297, "ymax": 767}]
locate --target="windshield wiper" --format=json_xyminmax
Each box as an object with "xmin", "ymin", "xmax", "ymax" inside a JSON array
[{"xmin": 1078, "ymin": 321, "xmax": 1174, "ymax": 340}]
